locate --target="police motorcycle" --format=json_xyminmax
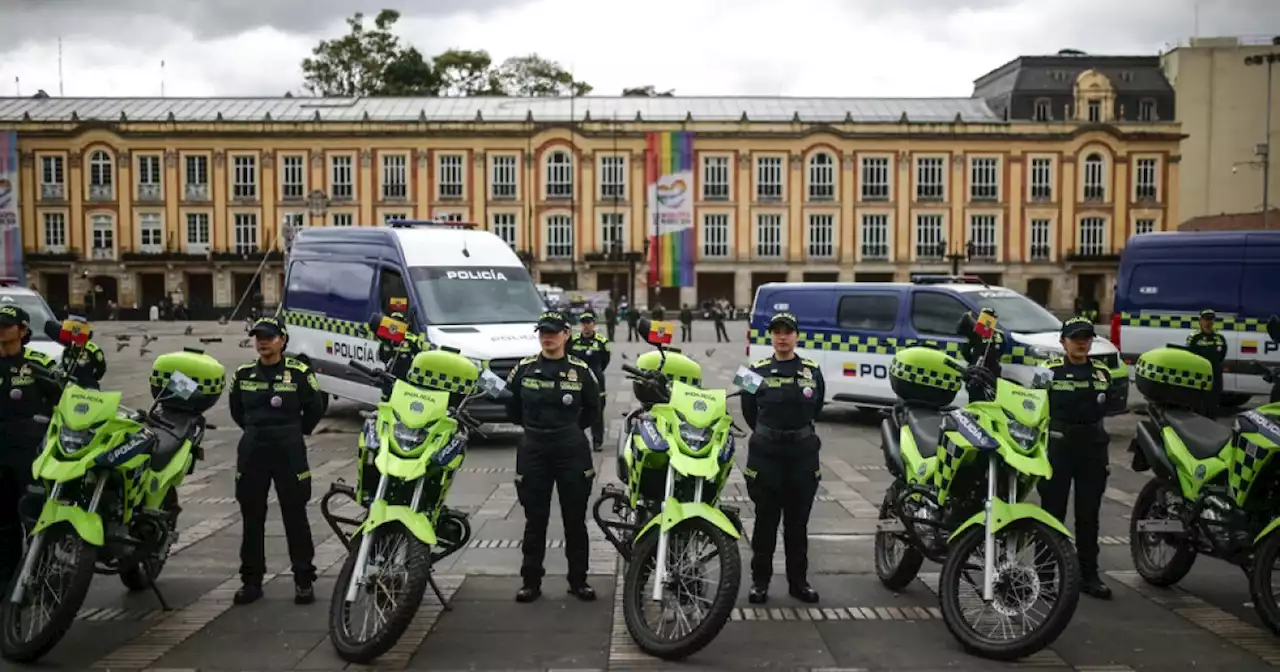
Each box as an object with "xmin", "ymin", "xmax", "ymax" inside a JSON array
[
  {"xmin": 2, "ymin": 318, "xmax": 224, "ymax": 663},
  {"xmin": 1127, "ymin": 316, "xmax": 1280, "ymax": 633},
  {"xmin": 319, "ymin": 314, "xmax": 508, "ymax": 664},
  {"xmin": 874, "ymin": 315, "xmax": 1080, "ymax": 661},
  {"xmin": 593, "ymin": 318, "xmax": 747, "ymax": 661}
]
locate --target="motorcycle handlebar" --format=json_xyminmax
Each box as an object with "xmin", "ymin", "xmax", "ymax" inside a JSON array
[{"xmin": 621, "ymin": 364, "xmax": 645, "ymax": 377}]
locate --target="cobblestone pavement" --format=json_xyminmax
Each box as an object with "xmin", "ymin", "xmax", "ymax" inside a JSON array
[{"xmin": 22, "ymin": 320, "xmax": 1280, "ymax": 671}]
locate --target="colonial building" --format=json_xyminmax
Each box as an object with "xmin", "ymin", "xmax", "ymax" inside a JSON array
[{"xmin": 0, "ymin": 79, "xmax": 1181, "ymax": 317}]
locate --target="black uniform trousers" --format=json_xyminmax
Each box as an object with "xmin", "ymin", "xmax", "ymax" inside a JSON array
[
  {"xmin": 1037, "ymin": 427, "xmax": 1108, "ymax": 575},
  {"xmin": 515, "ymin": 427, "xmax": 594, "ymax": 587},
  {"xmin": 592, "ymin": 388, "xmax": 607, "ymax": 446},
  {"xmin": 1206, "ymin": 365, "xmax": 1223, "ymax": 417},
  {"xmin": 745, "ymin": 431, "xmax": 821, "ymax": 587},
  {"xmin": 714, "ymin": 320, "xmax": 730, "ymax": 342},
  {"xmin": 236, "ymin": 425, "xmax": 316, "ymax": 586},
  {"xmin": 0, "ymin": 421, "xmax": 45, "ymax": 584},
  {"xmin": 681, "ymin": 322, "xmax": 692, "ymax": 341}
]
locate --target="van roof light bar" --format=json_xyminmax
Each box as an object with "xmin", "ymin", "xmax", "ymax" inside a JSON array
[
  {"xmin": 385, "ymin": 219, "xmax": 478, "ymax": 230},
  {"xmin": 911, "ymin": 275, "xmax": 984, "ymax": 285}
]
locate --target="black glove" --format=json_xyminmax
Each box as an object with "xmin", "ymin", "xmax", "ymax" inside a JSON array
[{"xmin": 964, "ymin": 365, "xmax": 996, "ymax": 389}]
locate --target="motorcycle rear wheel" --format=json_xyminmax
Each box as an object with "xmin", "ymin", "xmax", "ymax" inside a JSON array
[
  {"xmin": 1129, "ymin": 479, "xmax": 1196, "ymax": 587},
  {"xmin": 874, "ymin": 488, "xmax": 924, "ymax": 590},
  {"xmin": 623, "ymin": 516, "xmax": 740, "ymax": 661},
  {"xmin": 328, "ymin": 523, "xmax": 431, "ymax": 664},
  {"xmin": 1, "ymin": 523, "xmax": 98, "ymax": 663},
  {"xmin": 1248, "ymin": 531, "xmax": 1280, "ymax": 634}
]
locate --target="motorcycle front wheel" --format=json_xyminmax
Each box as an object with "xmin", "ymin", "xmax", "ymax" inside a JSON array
[
  {"xmin": 939, "ymin": 519, "xmax": 1080, "ymax": 661},
  {"xmin": 328, "ymin": 522, "xmax": 431, "ymax": 664},
  {"xmin": 623, "ymin": 516, "xmax": 740, "ymax": 661},
  {"xmin": 1, "ymin": 523, "xmax": 98, "ymax": 663}
]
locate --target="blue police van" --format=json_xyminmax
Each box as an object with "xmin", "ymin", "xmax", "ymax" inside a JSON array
[
  {"xmin": 747, "ymin": 277, "xmax": 1130, "ymax": 413},
  {"xmin": 1113, "ymin": 230, "xmax": 1280, "ymax": 406}
]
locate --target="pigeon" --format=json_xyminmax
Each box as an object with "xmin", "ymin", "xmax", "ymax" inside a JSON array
[
  {"xmin": 217, "ymin": 315, "xmax": 229, "ymax": 326},
  {"xmin": 705, "ymin": 349, "xmax": 716, "ymax": 358},
  {"xmin": 184, "ymin": 325, "xmax": 194, "ymax": 336},
  {"xmin": 140, "ymin": 333, "xmax": 158, "ymax": 348},
  {"xmin": 115, "ymin": 341, "xmax": 129, "ymax": 353},
  {"xmin": 238, "ymin": 338, "xmax": 252, "ymax": 348}
]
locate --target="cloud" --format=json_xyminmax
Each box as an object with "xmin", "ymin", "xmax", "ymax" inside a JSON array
[{"xmin": 0, "ymin": 0, "xmax": 1276, "ymax": 99}]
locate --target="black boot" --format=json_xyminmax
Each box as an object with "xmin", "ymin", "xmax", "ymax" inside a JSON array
[
  {"xmin": 516, "ymin": 584, "xmax": 542, "ymax": 603},
  {"xmin": 295, "ymin": 582, "xmax": 315, "ymax": 605},
  {"xmin": 568, "ymin": 583, "xmax": 597, "ymax": 601},
  {"xmin": 233, "ymin": 583, "xmax": 263, "ymax": 605},
  {"xmin": 1081, "ymin": 571, "xmax": 1112, "ymax": 600},
  {"xmin": 747, "ymin": 583, "xmax": 768, "ymax": 604},
  {"xmin": 789, "ymin": 584, "xmax": 820, "ymax": 604}
]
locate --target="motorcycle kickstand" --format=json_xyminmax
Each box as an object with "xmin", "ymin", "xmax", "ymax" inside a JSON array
[
  {"xmin": 148, "ymin": 565, "xmax": 172, "ymax": 611},
  {"xmin": 427, "ymin": 574, "xmax": 452, "ymax": 611}
]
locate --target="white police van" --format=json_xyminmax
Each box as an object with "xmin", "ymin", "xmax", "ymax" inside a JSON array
[
  {"xmin": 747, "ymin": 277, "xmax": 1130, "ymax": 414},
  {"xmin": 280, "ymin": 220, "xmax": 545, "ymax": 420},
  {"xmin": 0, "ymin": 279, "xmax": 64, "ymax": 361}
]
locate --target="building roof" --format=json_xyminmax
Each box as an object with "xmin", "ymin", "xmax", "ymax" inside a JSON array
[
  {"xmin": 1179, "ymin": 209, "xmax": 1280, "ymax": 232},
  {"xmin": 0, "ymin": 95, "xmax": 1002, "ymax": 124},
  {"xmin": 973, "ymin": 54, "xmax": 1173, "ymax": 98}
]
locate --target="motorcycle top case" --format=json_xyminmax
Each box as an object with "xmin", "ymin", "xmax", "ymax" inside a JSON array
[
  {"xmin": 403, "ymin": 348, "xmax": 480, "ymax": 397},
  {"xmin": 635, "ymin": 350, "xmax": 702, "ymax": 404},
  {"xmin": 148, "ymin": 349, "xmax": 226, "ymax": 413},
  {"xmin": 889, "ymin": 346, "xmax": 963, "ymax": 408},
  {"xmin": 1135, "ymin": 347, "xmax": 1214, "ymax": 408}
]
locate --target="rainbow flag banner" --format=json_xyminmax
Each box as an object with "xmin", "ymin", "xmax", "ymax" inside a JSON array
[
  {"xmin": 645, "ymin": 131, "xmax": 695, "ymax": 288},
  {"xmin": 0, "ymin": 132, "xmax": 23, "ymax": 284}
]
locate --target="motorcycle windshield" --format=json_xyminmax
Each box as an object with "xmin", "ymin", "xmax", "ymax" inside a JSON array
[
  {"xmin": 995, "ymin": 378, "xmax": 1049, "ymax": 428},
  {"xmin": 668, "ymin": 381, "xmax": 725, "ymax": 429},
  {"xmin": 388, "ymin": 382, "xmax": 449, "ymax": 428},
  {"xmin": 57, "ymin": 384, "xmax": 122, "ymax": 432}
]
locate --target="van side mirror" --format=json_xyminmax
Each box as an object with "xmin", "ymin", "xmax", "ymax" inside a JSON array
[
  {"xmin": 1268, "ymin": 316, "xmax": 1280, "ymax": 343},
  {"xmin": 635, "ymin": 317, "xmax": 653, "ymax": 342}
]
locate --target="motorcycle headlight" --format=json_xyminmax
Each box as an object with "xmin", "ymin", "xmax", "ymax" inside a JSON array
[
  {"xmin": 58, "ymin": 425, "xmax": 96, "ymax": 455},
  {"xmin": 1008, "ymin": 419, "xmax": 1039, "ymax": 449},
  {"xmin": 392, "ymin": 422, "xmax": 427, "ymax": 449},
  {"xmin": 678, "ymin": 423, "xmax": 712, "ymax": 449}
]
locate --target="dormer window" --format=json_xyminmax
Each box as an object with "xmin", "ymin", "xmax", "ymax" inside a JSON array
[
  {"xmin": 1138, "ymin": 98, "xmax": 1158, "ymax": 122},
  {"xmin": 1087, "ymin": 100, "xmax": 1102, "ymax": 123},
  {"xmin": 1033, "ymin": 98, "xmax": 1053, "ymax": 121}
]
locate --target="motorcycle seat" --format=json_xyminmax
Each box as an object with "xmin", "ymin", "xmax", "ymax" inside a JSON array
[
  {"xmin": 146, "ymin": 411, "xmax": 201, "ymax": 471},
  {"xmin": 904, "ymin": 406, "xmax": 944, "ymax": 455},
  {"xmin": 1164, "ymin": 408, "xmax": 1233, "ymax": 461}
]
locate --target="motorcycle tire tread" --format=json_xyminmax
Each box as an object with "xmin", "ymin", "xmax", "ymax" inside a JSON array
[{"xmin": 0, "ymin": 523, "xmax": 99, "ymax": 663}]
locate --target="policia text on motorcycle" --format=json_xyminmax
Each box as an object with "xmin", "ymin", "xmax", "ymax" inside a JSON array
[
  {"xmin": 741, "ymin": 311, "xmax": 825, "ymax": 605},
  {"xmin": 568, "ymin": 311, "xmax": 611, "ymax": 452},
  {"xmin": 506, "ymin": 311, "xmax": 601, "ymax": 603},
  {"xmin": 1186, "ymin": 308, "xmax": 1227, "ymax": 417},
  {"xmin": 1036, "ymin": 317, "xmax": 1114, "ymax": 600},
  {"xmin": 229, "ymin": 317, "xmax": 325, "ymax": 606},
  {"xmin": 0, "ymin": 306, "xmax": 61, "ymax": 586}
]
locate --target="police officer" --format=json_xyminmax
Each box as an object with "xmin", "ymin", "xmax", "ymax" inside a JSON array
[
  {"xmin": 506, "ymin": 311, "xmax": 600, "ymax": 603},
  {"xmin": 568, "ymin": 311, "xmax": 611, "ymax": 452},
  {"xmin": 959, "ymin": 308, "xmax": 1011, "ymax": 402},
  {"xmin": 1036, "ymin": 317, "xmax": 1113, "ymax": 600},
  {"xmin": 375, "ymin": 311, "xmax": 430, "ymax": 380},
  {"xmin": 229, "ymin": 316, "xmax": 324, "ymax": 606},
  {"xmin": 0, "ymin": 306, "xmax": 61, "ymax": 585},
  {"xmin": 1187, "ymin": 309, "xmax": 1226, "ymax": 417},
  {"xmin": 741, "ymin": 311, "xmax": 825, "ymax": 604},
  {"xmin": 679, "ymin": 304, "xmax": 694, "ymax": 342},
  {"xmin": 62, "ymin": 335, "xmax": 106, "ymax": 389}
]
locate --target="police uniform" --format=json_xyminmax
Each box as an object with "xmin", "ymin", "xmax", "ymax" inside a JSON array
[
  {"xmin": 741, "ymin": 312, "xmax": 825, "ymax": 604},
  {"xmin": 0, "ymin": 306, "xmax": 61, "ymax": 584},
  {"xmin": 568, "ymin": 311, "xmax": 611, "ymax": 450},
  {"xmin": 506, "ymin": 311, "xmax": 601, "ymax": 603},
  {"xmin": 1186, "ymin": 309, "xmax": 1227, "ymax": 416},
  {"xmin": 1036, "ymin": 317, "xmax": 1113, "ymax": 600},
  {"xmin": 228, "ymin": 317, "xmax": 324, "ymax": 605},
  {"xmin": 62, "ymin": 339, "xmax": 107, "ymax": 389}
]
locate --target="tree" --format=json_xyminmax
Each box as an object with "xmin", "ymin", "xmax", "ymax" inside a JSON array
[
  {"xmin": 301, "ymin": 10, "xmax": 439, "ymax": 97},
  {"xmin": 622, "ymin": 85, "xmax": 675, "ymax": 97},
  {"xmin": 432, "ymin": 49, "xmax": 503, "ymax": 96},
  {"xmin": 493, "ymin": 54, "xmax": 593, "ymax": 97}
]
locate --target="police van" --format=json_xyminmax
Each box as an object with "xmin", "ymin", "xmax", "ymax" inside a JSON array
[
  {"xmin": 0, "ymin": 278, "xmax": 64, "ymax": 361},
  {"xmin": 747, "ymin": 277, "xmax": 1130, "ymax": 413},
  {"xmin": 281, "ymin": 220, "xmax": 545, "ymax": 420},
  {"xmin": 1113, "ymin": 230, "xmax": 1280, "ymax": 408}
]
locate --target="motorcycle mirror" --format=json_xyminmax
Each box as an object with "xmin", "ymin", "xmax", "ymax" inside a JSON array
[
  {"xmin": 732, "ymin": 366, "xmax": 763, "ymax": 394},
  {"xmin": 42, "ymin": 319, "xmax": 62, "ymax": 342},
  {"xmin": 1268, "ymin": 316, "xmax": 1280, "ymax": 343},
  {"xmin": 477, "ymin": 369, "xmax": 509, "ymax": 399}
]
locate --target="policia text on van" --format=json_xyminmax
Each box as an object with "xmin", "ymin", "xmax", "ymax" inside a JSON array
[{"xmin": 278, "ymin": 220, "xmax": 547, "ymax": 422}]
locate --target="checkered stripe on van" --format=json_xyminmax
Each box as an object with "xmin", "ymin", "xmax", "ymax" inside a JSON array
[
  {"xmin": 749, "ymin": 329, "xmax": 1043, "ymax": 366},
  {"xmin": 1135, "ymin": 359, "xmax": 1211, "ymax": 391},
  {"xmin": 1120, "ymin": 312, "xmax": 1266, "ymax": 333},
  {"xmin": 283, "ymin": 310, "xmax": 373, "ymax": 338}
]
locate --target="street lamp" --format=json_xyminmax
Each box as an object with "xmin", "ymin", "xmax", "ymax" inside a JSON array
[{"xmin": 1244, "ymin": 46, "xmax": 1279, "ymax": 229}]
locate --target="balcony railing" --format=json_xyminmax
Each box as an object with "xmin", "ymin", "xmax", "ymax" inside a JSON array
[
  {"xmin": 546, "ymin": 184, "xmax": 573, "ymax": 200},
  {"xmin": 1029, "ymin": 244, "xmax": 1052, "ymax": 261},
  {"xmin": 185, "ymin": 183, "xmax": 209, "ymax": 201},
  {"xmin": 1135, "ymin": 186, "xmax": 1158, "ymax": 202},
  {"xmin": 88, "ymin": 184, "xmax": 113, "ymax": 201},
  {"xmin": 1066, "ymin": 247, "xmax": 1120, "ymax": 262},
  {"xmin": 968, "ymin": 243, "xmax": 998, "ymax": 261},
  {"xmin": 916, "ymin": 242, "xmax": 946, "ymax": 260},
  {"xmin": 1083, "ymin": 186, "xmax": 1106, "ymax": 202},
  {"xmin": 40, "ymin": 183, "xmax": 65, "ymax": 201},
  {"xmin": 702, "ymin": 185, "xmax": 730, "ymax": 200},
  {"xmin": 492, "ymin": 184, "xmax": 517, "ymax": 199},
  {"xmin": 861, "ymin": 186, "xmax": 890, "ymax": 201},
  {"xmin": 1030, "ymin": 186, "xmax": 1053, "ymax": 202},
  {"xmin": 439, "ymin": 183, "xmax": 464, "ymax": 199},
  {"xmin": 756, "ymin": 185, "xmax": 783, "ymax": 201},
  {"xmin": 861, "ymin": 244, "xmax": 889, "ymax": 260},
  {"xmin": 90, "ymin": 247, "xmax": 115, "ymax": 260},
  {"xmin": 916, "ymin": 185, "xmax": 944, "ymax": 201},
  {"xmin": 808, "ymin": 185, "xmax": 834, "ymax": 201},
  {"xmin": 137, "ymin": 183, "xmax": 163, "ymax": 201}
]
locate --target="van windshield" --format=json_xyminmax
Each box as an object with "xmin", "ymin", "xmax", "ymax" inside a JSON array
[
  {"xmin": 0, "ymin": 294, "xmax": 57, "ymax": 341},
  {"xmin": 409, "ymin": 266, "xmax": 547, "ymax": 325},
  {"xmin": 965, "ymin": 290, "xmax": 1062, "ymax": 334}
]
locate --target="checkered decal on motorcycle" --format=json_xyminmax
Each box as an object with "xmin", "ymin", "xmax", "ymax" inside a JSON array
[
  {"xmin": 749, "ymin": 329, "xmax": 1042, "ymax": 365},
  {"xmin": 1228, "ymin": 437, "xmax": 1270, "ymax": 504},
  {"xmin": 406, "ymin": 369, "xmax": 475, "ymax": 395},
  {"xmin": 1135, "ymin": 359, "xmax": 1211, "ymax": 391},
  {"xmin": 937, "ymin": 436, "xmax": 966, "ymax": 486},
  {"xmin": 149, "ymin": 370, "xmax": 225, "ymax": 396},
  {"xmin": 889, "ymin": 360, "xmax": 963, "ymax": 392}
]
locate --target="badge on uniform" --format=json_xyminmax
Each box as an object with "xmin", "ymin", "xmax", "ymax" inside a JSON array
[
  {"xmin": 18, "ymin": 364, "xmax": 30, "ymax": 377},
  {"xmin": 561, "ymin": 393, "xmax": 573, "ymax": 406},
  {"xmin": 9, "ymin": 389, "xmax": 21, "ymax": 401},
  {"xmin": 1094, "ymin": 370, "xmax": 1106, "ymax": 382},
  {"xmin": 271, "ymin": 395, "xmax": 283, "ymax": 408},
  {"xmin": 283, "ymin": 370, "xmax": 292, "ymax": 384},
  {"xmin": 798, "ymin": 367, "xmax": 812, "ymax": 379},
  {"xmin": 567, "ymin": 368, "xmax": 578, "ymax": 382},
  {"xmin": 802, "ymin": 386, "xmax": 814, "ymax": 399}
]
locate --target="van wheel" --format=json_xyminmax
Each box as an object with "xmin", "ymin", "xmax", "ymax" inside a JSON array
[{"xmin": 319, "ymin": 393, "xmax": 331, "ymax": 417}]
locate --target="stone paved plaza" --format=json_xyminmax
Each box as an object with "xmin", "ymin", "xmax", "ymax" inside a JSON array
[{"xmin": 17, "ymin": 320, "xmax": 1280, "ymax": 671}]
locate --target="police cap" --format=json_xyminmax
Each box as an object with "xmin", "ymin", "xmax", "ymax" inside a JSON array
[
  {"xmin": 535, "ymin": 311, "xmax": 570, "ymax": 333},
  {"xmin": 249, "ymin": 316, "xmax": 288, "ymax": 339},
  {"xmin": 0, "ymin": 305, "xmax": 29, "ymax": 329},
  {"xmin": 769, "ymin": 312, "xmax": 799, "ymax": 331},
  {"xmin": 1061, "ymin": 316, "xmax": 1096, "ymax": 339},
  {"xmin": 579, "ymin": 311, "xmax": 596, "ymax": 323},
  {"xmin": 1200, "ymin": 308, "xmax": 1216, "ymax": 319}
]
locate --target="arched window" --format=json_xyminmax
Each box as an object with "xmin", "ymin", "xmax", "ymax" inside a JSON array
[
  {"xmin": 807, "ymin": 152, "xmax": 834, "ymax": 200},
  {"xmin": 1082, "ymin": 153, "xmax": 1106, "ymax": 202},
  {"xmin": 545, "ymin": 151, "xmax": 574, "ymax": 199}
]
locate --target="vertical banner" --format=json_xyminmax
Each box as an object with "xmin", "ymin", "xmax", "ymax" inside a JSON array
[
  {"xmin": 0, "ymin": 132, "xmax": 22, "ymax": 284},
  {"xmin": 645, "ymin": 131, "xmax": 695, "ymax": 288}
]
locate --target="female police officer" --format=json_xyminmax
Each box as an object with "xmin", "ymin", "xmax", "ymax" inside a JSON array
[{"xmin": 741, "ymin": 311, "xmax": 825, "ymax": 604}]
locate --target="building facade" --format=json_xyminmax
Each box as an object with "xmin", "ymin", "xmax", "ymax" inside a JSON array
[
  {"xmin": 1161, "ymin": 36, "xmax": 1280, "ymax": 224},
  {"xmin": 0, "ymin": 88, "xmax": 1181, "ymax": 318}
]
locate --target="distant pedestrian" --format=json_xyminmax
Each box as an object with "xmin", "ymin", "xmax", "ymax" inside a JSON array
[{"xmin": 679, "ymin": 304, "xmax": 694, "ymax": 342}]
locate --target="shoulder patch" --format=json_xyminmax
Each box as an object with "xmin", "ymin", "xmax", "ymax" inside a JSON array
[
  {"xmin": 284, "ymin": 357, "xmax": 310, "ymax": 372},
  {"xmin": 567, "ymin": 355, "xmax": 590, "ymax": 368},
  {"xmin": 519, "ymin": 355, "xmax": 538, "ymax": 365},
  {"xmin": 800, "ymin": 358, "xmax": 818, "ymax": 367},
  {"xmin": 236, "ymin": 361, "xmax": 256, "ymax": 372},
  {"xmin": 1044, "ymin": 358, "xmax": 1065, "ymax": 368},
  {"xmin": 23, "ymin": 348, "xmax": 54, "ymax": 367},
  {"xmin": 751, "ymin": 357, "xmax": 773, "ymax": 368},
  {"xmin": 1091, "ymin": 359, "xmax": 1109, "ymax": 369}
]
